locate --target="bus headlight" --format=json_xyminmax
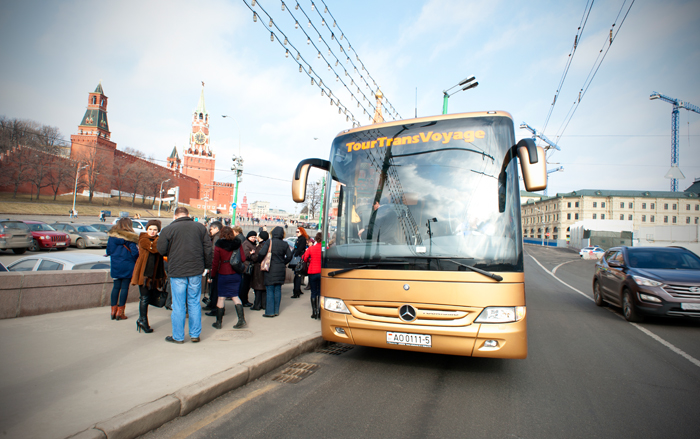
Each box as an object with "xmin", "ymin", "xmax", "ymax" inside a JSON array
[
  {"xmin": 323, "ymin": 297, "xmax": 350, "ymax": 314},
  {"xmin": 475, "ymin": 306, "xmax": 525, "ymax": 323}
]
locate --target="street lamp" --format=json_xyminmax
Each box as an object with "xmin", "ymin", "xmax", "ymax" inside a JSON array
[
  {"xmin": 72, "ymin": 164, "xmax": 88, "ymax": 217},
  {"xmin": 222, "ymin": 115, "xmax": 243, "ymax": 225},
  {"xmin": 442, "ymin": 75, "xmax": 478, "ymax": 115},
  {"xmin": 158, "ymin": 178, "xmax": 171, "ymax": 217}
]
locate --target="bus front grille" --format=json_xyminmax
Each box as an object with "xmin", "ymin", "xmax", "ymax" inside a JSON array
[{"xmin": 351, "ymin": 303, "xmax": 480, "ymax": 327}]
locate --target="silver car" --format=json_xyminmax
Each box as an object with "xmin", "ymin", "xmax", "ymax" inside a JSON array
[
  {"xmin": 0, "ymin": 220, "xmax": 32, "ymax": 254},
  {"xmin": 111, "ymin": 218, "xmax": 148, "ymax": 233},
  {"xmin": 6, "ymin": 253, "xmax": 111, "ymax": 271},
  {"xmin": 52, "ymin": 223, "xmax": 109, "ymax": 249}
]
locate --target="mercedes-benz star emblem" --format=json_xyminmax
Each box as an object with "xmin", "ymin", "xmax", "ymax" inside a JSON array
[
  {"xmin": 399, "ymin": 305, "xmax": 417, "ymax": 322},
  {"xmin": 403, "ymin": 284, "xmax": 410, "ymax": 291}
]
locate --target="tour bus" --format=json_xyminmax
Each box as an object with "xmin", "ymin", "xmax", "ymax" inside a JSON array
[{"xmin": 292, "ymin": 111, "xmax": 546, "ymax": 358}]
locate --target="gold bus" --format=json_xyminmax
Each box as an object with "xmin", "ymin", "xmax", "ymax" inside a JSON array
[{"xmin": 292, "ymin": 112, "xmax": 546, "ymax": 358}]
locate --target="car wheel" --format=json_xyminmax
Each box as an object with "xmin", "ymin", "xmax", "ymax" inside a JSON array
[
  {"xmin": 622, "ymin": 289, "xmax": 643, "ymax": 323},
  {"xmin": 12, "ymin": 248, "xmax": 27, "ymax": 255},
  {"xmin": 76, "ymin": 238, "xmax": 86, "ymax": 249},
  {"xmin": 28, "ymin": 240, "xmax": 39, "ymax": 252},
  {"xmin": 593, "ymin": 280, "xmax": 605, "ymax": 307}
]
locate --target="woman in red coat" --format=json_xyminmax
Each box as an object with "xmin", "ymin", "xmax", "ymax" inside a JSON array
[
  {"xmin": 210, "ymin": 227, "xmax": 247, "ymax": 329},
  {"xmin": 302, "ymin": 232, "xmax": 323, "ymax": 319}
]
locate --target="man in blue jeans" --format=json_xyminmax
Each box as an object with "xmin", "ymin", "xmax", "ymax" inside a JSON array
[{"xmin": 157, "ymin": 207, "xmax": 212, "ymax": 343}]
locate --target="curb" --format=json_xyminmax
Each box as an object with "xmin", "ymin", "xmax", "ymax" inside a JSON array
[{"xmin": 67, "ymin": 333, "xmax": 325, "ymax": 439}]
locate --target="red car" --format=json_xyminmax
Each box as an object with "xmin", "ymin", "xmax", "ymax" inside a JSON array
[{"xmin": 23, "ymin": 221, "xmax": 71, "ymax": 252}]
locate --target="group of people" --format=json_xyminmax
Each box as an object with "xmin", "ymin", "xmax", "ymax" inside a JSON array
[{"xmin": 105, "ymin": 207, "xmax": 323, "ymax": 344}]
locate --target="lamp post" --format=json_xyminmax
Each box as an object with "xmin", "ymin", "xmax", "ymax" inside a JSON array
[
  {"xmin": 442, "ymin": 75, "xmax": 478, "ymax": 115},
  {"xmin": 222, "ymin": 115, "xmax": 243, "ymax": 226},
  {"xmin": 158, "ymin": 178, "xmax": 171, "ymax": 217},
  {"xmin": 533, "ymin": 207, "xmax": 545, "ymax": 246},
  {"xmin": 72, "ymin": 164, "xmax": 88, "ymax": 217}
]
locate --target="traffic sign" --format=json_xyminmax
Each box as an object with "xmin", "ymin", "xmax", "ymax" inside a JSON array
[{"xmin": 232, "ymin": 203, "xmax": 237, "ymax": 208}]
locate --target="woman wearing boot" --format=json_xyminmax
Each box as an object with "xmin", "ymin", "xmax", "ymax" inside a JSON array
[
  {"xmin": 302, "ymin": 232, "xmax": 323, "ymax": 319},
  {"xmin": 210, "ymin": 226, "xmax": 247, "ymax": 329},
  {"xmin": 291, "ymin": 227, "xmax": 308, "ymax": 298},
  {"xmin": 249, "ymin": 231, "xmax": 267, "ymax": 311},
  {"xmin": 258, "ymin": 226, "xmax": 293, "ymax": 317},
  {"xmin": 106, "ymin": 218, "xmax": 139, "ymax": 321},
  {"xmin": 131, "ymin": 220, "xmax": 166, "ymax": 333}
]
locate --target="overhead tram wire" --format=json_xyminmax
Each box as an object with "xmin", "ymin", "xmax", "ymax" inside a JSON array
[
  {"xmin": 553, "ymin": 0, "xmax": 636, "ymax": 142},
  {"xmin": 310, "ymin": 0, "xmax": 401, "ymax": 120},
  {"xmin": 540, "ymin": 0, "xmax": 595, "ymax": 134},
  {"xmin": 316, "ymin": 0, "xmax": 400, "ymax": 119},
  {"xmin": 242, "ymin": 0, "xmax": 367, "ymax": 126}
]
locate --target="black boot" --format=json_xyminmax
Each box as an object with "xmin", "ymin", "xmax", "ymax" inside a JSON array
[
  {"xmin": 137, "ymin": 295, "xmax": 153, "ymax": 333},
  {"xmin": 212, "ymin": 307, "xmax": 224, "ymax": 329},
  {"xmin": 233, "ymin": 304, "xmax": 246, "ymax": 328},
  {"xmin": 314, "ymin": 297, "xmax": 321, "ymax": 319},
  {"xmin": 261, "ymin": 291, "xmax": 267, "ymax": 311},
  {"xmin": 251, "ymin": 291, "xmax": 262, "ymax": 310},
  {"xmin": 205, "ymin": 304, "xmax": 218, "ymax": 316},
  {"xmin": 310, "ymin": 296, "xmax": 316, "ymax": 319}
]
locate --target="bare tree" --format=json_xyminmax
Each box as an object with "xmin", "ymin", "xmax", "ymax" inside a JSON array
[
  {"xmin": 46, "ymin": 157, "xmax": 75, "ymax": 200},
  {"xmin": 25, "ymin": 151, "xmax": 52, "ymax": 200},
  {"xmin": 112, "ymin": 163, "xmax": 131, "ymax": 204},
  {"xmin": 0, "ymin": 146, "xmax": 33, "ymax": 198},
  {"xmin": 122, "ymin": 146, "xmax": 145, "ymax": 158},
  {"xmin": 126, "ymin": 161, "xmax": 149, "ymax": 207},
  {"xmin": 305, "ymin": 180, "xmax": 322, "ymax": 220},
  {"xmin": 75, "ymin": 147, "xmax": 109, "ymax": 203}
]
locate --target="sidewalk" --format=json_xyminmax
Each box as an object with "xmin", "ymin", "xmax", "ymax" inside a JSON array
[{"xmin": 0, "ymin": 284, "xmax": 322, "ymax": 439}]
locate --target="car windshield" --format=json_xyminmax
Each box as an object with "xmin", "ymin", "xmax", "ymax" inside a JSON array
[
  {"xmin": 627, "ymin": 249, "xmax": 700, "ymax": 270},
  {"xmin": 77, "ymin": 226, "xmax": 99, "ymax": 232},
  {"xmin": 325, "ymin": 116, "xmax": 522, "ymax": 272},
  {"xmin": 29, "ymin": 223, "xmax": 56, "ymax": 232},
  {"xmin": 2, "ymin": 221, "xmax": 30, "ymax": 231}
]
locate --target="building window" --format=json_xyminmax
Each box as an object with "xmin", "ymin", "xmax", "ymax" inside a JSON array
[
  {"xmin": 696, "ymin": 217, "xmax": 699, "ymax": 224},
  {"xmin": 575, "ymin": 213, "xmax": 579, "ymax": 220},
  {"xmin": 651, "ymin": 203, "xmax": 655, "ymax": 209},
  {"xmin": 687, "ymin": 217, "xmax": 691, "ymax": 224},
  {"xmin": 567, "ymin": 202, "xmax": 571, "ymax": 208},
  {"xmin": 696, "ymin": 205, "xmax": 699, "ymax": 211},
  {"xmin": 629, "ymin": 202, "xmax": 633, "ymax": 208},
  {"xmin": 664, "ymin": 203, "xmax": 668, "ymax": 210},
  {"xmin": 664, "ymin": 216, "xmax": 668, "ymax": 223},
  {"xmin": 593, "ymin": 202, "xmax": 597, "ymax": 208},
  {"xmin": 620, "ymin": 202, "xmax": 624, "ymax": 208},
  {"xmin": 628, "ymin": 214, "xmax": 633, "ymax": 221},
  {"xmin": 651, "ymin": 215, "xmax": 655, "ymax": 222},
  {"xmin": 602, "ymin": 202, "xmax": 606, "ymax": 208},
  {"xmin": 673, "ymin": 204, "xmax": 677, "ymax": 210},
  {"xmin": 567, "ymin": 213, "xmax": 571, "ymax": 220},
  {"xmin": 620, "ymin": 214, "xmax": 624, "ymax": 220},
  {"xmin": 575, "ymin": 202, "xmax": 579, "ymax": 208},
  {"xmin": 687, "ymin": 204, "xmax": 691, "ymax": 211},
  {"xmin": 593, "ymin": 214, "xmax": 597, "ymax": 219},
  {"xmin": 642, "ymin": 215, "xmax": 646, "ymax": 222},
  {"xmin": 601, "ymin": 214, "xmax": 605, "ymax": 219},
  {"xmin": 642, "ymin": 203, "xmax": 646, "ymax": 209},
  {"xmin": 673, "ymin": 216, "xmax": 677, "ymax": 224}
]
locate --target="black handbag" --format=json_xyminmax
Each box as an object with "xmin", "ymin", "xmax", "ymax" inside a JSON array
[
  {"xmin": 243, "ymin": 260, "xmax": 254, "ymax": 276},
  {"xmin": 295, "ymin": 258, "xmax": 308, "ymax": 275},
  {"xmin": 289, "ymin": 254, "xmax": 301, "ymax": 269},
  {"xmin": 149, "ymin": 287, "xmax": 168, "ymax": 308}
]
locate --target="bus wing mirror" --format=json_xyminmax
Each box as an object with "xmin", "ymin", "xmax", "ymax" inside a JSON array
[
  {"xmin": 292, "ymin": 158, "xmax": 331, "ymax": 203},
  {"xmin": 516, "ymin": 139, "xmax": 547, "ymax": 192}
]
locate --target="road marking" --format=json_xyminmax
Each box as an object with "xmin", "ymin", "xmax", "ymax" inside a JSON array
[
  {"xmin": 527, "ymin": 252, "xmax": 700, "ymax": 369},
  {"xmin": 552, "ymin": 259, "xmax": 576, "ymax": 275},
  {"xmin": 172, "ymin": 383, "xmax": 278, "ymax": 439}
]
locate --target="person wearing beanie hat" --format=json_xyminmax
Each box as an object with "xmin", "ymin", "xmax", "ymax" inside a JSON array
[{"xmin": 239, "ymin": 230, "xmax": 258, "ymax": 307}]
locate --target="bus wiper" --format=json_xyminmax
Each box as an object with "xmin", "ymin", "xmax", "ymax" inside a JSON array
[
  {"xmin": 408, "ymin": 256, "xmax": 503, "ymax": 282},
  {"xmin": 329, "ymin": 260, "xmax": 409, "ymax": 277}
]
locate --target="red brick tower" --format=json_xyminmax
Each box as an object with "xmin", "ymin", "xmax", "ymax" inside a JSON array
[
  {"xmin": 181, "ymin": 86, "xmax": 215, "ymax": 200},
  {"xmin": 70, "ymin": 82, "xmax": 116, "ymax": 193},
  {"xmin": 167, "ymin": 146, "xmax": 181, "ymax": 172}
]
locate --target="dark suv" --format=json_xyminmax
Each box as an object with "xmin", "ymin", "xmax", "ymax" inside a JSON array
[
  {"xmin": 593, "ymin": 246, "xmax": 700, "ymax": 322},
  {"xmin": 0, "ymin": 220, "xmax": 32, "ymax": 254}
]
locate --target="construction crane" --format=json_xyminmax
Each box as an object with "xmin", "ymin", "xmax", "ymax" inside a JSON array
[
  {"xmin": 650, "ymin": 92, "xmax": 700, "ymax": 192},
  {"xmin": 520, "ymin": 123, "xmax": 563, "ymax": 195}
]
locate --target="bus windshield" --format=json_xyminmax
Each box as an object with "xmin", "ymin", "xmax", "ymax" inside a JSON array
[{"xmin": 325, "ymin": 115, "xmax": 523, "ymax": 272}]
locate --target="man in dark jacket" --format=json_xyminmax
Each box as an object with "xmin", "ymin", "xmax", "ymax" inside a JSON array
[
  {"xmin": 257, "ymin": 226, "xmax": 293, "ymax": 317},
  {"xmin": 157, "ymin": 207, "xmax": 212, "ymax": 343}
]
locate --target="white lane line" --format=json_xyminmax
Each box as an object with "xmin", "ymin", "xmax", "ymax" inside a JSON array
[
  {"xmin": 552, "ymin": 259, "xmax": 577, "ymax": 275},
  {"xmin": 527, "ymin": 252, "xmax": 700, "ymax": 369}
]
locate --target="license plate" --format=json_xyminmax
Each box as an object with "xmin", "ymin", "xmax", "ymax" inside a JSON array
[
  {"xmin": 386, "ymin": 332, "xmax": 432, "ymax": 348},
  {"xmin": 56, "ymin": 242, "xmax": 65, "ymax": 246},
  {"xmin": 681, "ymin": 303, "xmax": 700, "ymax": 311}
]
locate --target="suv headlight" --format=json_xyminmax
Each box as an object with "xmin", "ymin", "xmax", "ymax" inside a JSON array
[
  {"xmin": 475, "ymin": 306, "xmax": 526, "ymax": 323},
  {"xmin": 631, "ymin": 275, "xmax": 664, "ymax": 287},
  {"xmin": 323, "ymin": 297, "xmax": 350, "ymax": 314}
]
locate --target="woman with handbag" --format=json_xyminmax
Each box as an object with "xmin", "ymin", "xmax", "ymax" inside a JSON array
[
  {"xmin": 290, "ymin": 227, "xmax": 308, "ymax": 298},
  {"xmin": 210, "ymin": 226, "xmax": 247, "ymax": 329},
  {"xmin": 257, "ymin": 226, "xmax": 293, "ymax": 317},
  {"xmin": 302, "ymin": 232, "xmax": 323, "ymax": 319},
  {"xmin": 249, "ymin": 231, "xmax": 268, "ymax": 311},
  {"xmin": 131, "ymin": 220, "xmax": 167, "ymax": 333},
  {"xmin": 107, "ymin": 218, "xmax": 140, "ymax": 321},
  {"xmin": 238, "ymin": 231, "xmax": 258, "ymax": 306}
]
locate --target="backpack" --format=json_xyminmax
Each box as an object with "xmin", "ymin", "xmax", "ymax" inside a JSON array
[{"xmin": 229, "ymin": 248, "xmax": 245, "ymax": 274}]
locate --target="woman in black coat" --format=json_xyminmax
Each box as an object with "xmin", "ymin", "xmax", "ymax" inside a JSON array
[
  {"xmin": 257, "ymin": 226, "xmax": 293, "ymax": 317},
  {"xmin": 249, "ymin": 231, "xmax": 267, "ymax": 311},
  {"xmin": 291, "ymin": 227, "xmax": 308, "ymax": 298}
]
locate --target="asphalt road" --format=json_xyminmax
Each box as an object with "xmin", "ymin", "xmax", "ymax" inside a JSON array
[{"xmin": 139, "ymin": 245, "xmax": 700, "ymax": 439}]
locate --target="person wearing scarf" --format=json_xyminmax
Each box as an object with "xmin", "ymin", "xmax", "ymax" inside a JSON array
[{"xmin": 131, "ymin": 220, "xmax": 166, "ymax": 333}]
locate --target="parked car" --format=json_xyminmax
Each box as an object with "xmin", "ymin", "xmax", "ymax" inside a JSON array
[
  {"xmin": 6, "ymin": 253, "xmax": 111, "ymax": 271},
  {"xmin": 51, "ymin": 223, "xmax": 109, "ymax": 249},
  {"xmin": 23, "ymin": 221, "xmax": 71, "ymax": 251},
  {"xmin": 580, "ymin": 246, "xmax": 603, "ymax": 257},
  {"xmin": 285, "ymin": 236, "xmax": 298, "ymax": 250},
  {"xmin": 593, "ymin": 246, "xmax": 700, "ymax": 322},
  {"xmin": 111, "ymin": 217, "xmax": 148, "ymax": 232},
  {"xmin": 90, "ymin": 223, "xmax": 112, "ymax": 233},
  {"xmin": 0, "ymin": 219, "xmax": 32, "ymax": 254}
]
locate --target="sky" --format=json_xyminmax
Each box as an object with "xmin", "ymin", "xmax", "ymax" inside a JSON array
[{"xmin": 1, "ymin": 0, "xmax": 699, "ymax": 214}]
